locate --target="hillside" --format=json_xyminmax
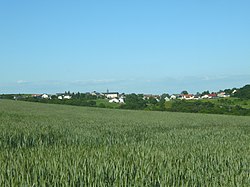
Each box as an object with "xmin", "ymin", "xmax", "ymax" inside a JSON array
[{"xmin": 0, "ymin": 100, "xmax": 250, "ymax": 186}]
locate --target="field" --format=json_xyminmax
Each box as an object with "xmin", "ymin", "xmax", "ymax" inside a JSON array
[{"xmin": 0, "ymin": 100, "xmax": 250, "ymax": 186}]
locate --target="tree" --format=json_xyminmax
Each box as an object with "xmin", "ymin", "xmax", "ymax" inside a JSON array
[
  {"xmin": 234, "ymin": 85, "xmax": 250, "ymax": 99},
  {"xmin": 161, "ymin": 93, "xmax": 170, "ymax": 99},
  {"xmin": 202, "ymin": 90, "xmax": 210, "ymax": 95},
  {"xmin": 181, "ymin": 90, "xmax": 188, "ymax": 95},
  {"xmin": 121, "ymin": 94, "xmax": 147, "ymax": 110},
  {"xmin": 147, "ymin": 97, "xmax": 157, "ymax": 105}
]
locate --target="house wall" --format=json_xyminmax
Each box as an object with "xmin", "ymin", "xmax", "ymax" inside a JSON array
[{"xmin": 106, "ymin": 94, "xmax": 118, "ymax": 99}]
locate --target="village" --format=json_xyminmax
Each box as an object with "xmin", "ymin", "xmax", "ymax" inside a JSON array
[
  {"xmin": 18, "ymin": 89, "xmax": 236, "ymax": 104},
  {"xmin": 3, "ymin": 85, "xmax": 248, "ymax": 116}
]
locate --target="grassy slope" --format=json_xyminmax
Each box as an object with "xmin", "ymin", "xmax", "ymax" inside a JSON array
[{"xmin": 1, "ymin": 99, "xmax": 250, "ymax": 186}]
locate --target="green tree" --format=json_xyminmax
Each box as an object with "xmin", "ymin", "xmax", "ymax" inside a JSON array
[{"xmin": 181, "ymin": 90, "xmax": 188, "ymax": 95}]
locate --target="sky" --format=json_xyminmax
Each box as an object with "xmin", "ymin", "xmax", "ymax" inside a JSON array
[{"xmin": 0, "ymin": 0, "xmax": 249, "ymax": 94}]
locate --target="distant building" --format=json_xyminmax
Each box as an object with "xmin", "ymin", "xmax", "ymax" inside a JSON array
[
  {"xmin": 58, "ymin": 95, "xmax": 71, "ymax": 99},
  {"xmin": 143, "ymin": 94, "xmax": 160, "ymax": 100},
  {"xmin": 119, "ymin": 98, "xmax": 125, "ymax": 103},
  {"xmin": 217, "ymin": 92, "xmax": 230, "ymax": 98},
  {"xmin": 109, "ymin": 98, "xmax": 120, "ymax": 103},
  {"xmin": 63, "ymin": 95, "xmax": 72, "ymax": 99},
  {"xmin": 109, "ymin": 98, "xmax": 125, "ymax": 104},
  {"xmin": 232, "ymin": 90, "xmax": 237, "ymax": 94},
  {"xmin": 103, "ymin": 92, "xmax": 119, "ymax": 99},
  {"xmin": 201, "ymin": 94, "xmax": 209, "ymax": 99},
  {"xmin": 41, "ymin": 94, "xmax": 49, "ymax": 99},
  {"xmin": 164, "ymin": 97, "xmax": 170, "ymax": 102},
  {"xmin": 32, "ymin": 94, "xmax": 42, "ymax": 98},
  {"xmin": 208, "ymin": 93, "xmax": 217, "ymax": 99},
  {"xmin": 170, "ymin": 94, "xmax": 182, "ymax": 100},
  {"xmin": 182, "ymin": 94, "xmax": 194, "ymax": 100},
  {"xmin": 91, "ymin": 91, "xmax": 100, "ymax": 96},
  {"xmin": 193, "ymin": 95, "xmax": 201, "ymax": 100}
]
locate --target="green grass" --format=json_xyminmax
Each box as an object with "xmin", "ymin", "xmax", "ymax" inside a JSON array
[
  {"xmin": 1, "ymin": 99, "xmax": 250, "ymax": 186},
  {"xmin": 199, "ymin": 97, "xmax": 250, "ymax": 107},
  {"xmin": 95, "ymin": 98, "xmax": 120, "ymax": 108}
]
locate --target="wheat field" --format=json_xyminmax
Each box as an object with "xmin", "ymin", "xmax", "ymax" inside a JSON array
[{"xmin": 0, "ymin": 99, "xmax": 250, "ymax": 186}]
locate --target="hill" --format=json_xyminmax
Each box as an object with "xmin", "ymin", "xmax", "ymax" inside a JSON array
[
  {"xmin": 0, "ymin": 100, "xmax": 250, "ymax": 186},
  {"xmin": 234, "ymin": 84, "xmax": 250, "ymax": 99}
]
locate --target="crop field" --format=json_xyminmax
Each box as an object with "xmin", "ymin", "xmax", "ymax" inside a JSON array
[{"xmin": 0, "ymin": 99, "xmax": 250, "ymax": 186}]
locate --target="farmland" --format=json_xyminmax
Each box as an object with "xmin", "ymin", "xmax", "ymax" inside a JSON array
[{"xmin": 0, "ymin": 100, "xmax": 250, "ymax": 186}]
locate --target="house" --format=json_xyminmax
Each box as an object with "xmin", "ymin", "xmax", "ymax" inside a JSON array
[
  {"xmin": 58, "ymin": 95, "xmax": 72, "ymax": 99},
  {"xmin": 164, "ymin": 97, "xmax": 170, "ymax": 102},
  {"xmin": 119, "ymin": 98, "xmax": 125, "ymax": 103},
  {"xmin": 41, "ymin": 94, "xmax": 49, "ymax": 99},
  {"xmin": 58, "ymin": 96, "xmax": 63, "ymax": 100},
  {"xmin": 32, "ymin": 94, "xmax": 42, "ymax": 98},
  {"xmin": 217, "ymin": 92, "xmax": 230, "ymax": 98},
  {"xmin": 208, "ymin": 93, "xmax": 217, "ymax": 99},
  {"xmin": 193, "ymin": 95, "xmax": 201, "ymax": 100},
  {"xmin": 109, "ymin": 97, "xmax": 125, "ymax": 103},
  {"xmin": 182, "ymin": 94, "xmax": 194, "ymax": 100},
  {"xmin": 63, "ymin": 95, "xmax": 72, "ymax": 99},
  {"xmin": 201, "ymin": 94, "xmax": 209, "ymax": 99},
  {"xmin": 103, "ymin": 92, "xmax": 119, "ymax": 99},
  {"xmin": 109, "ymin": 98, "xmax": 120, "ymax": 103},
  {"xmin": 170, "ymin": 94, "xmax": 182, "ymax": 100},
  {"xmin": 232, "ymin": 90, "xmax": 237, "ymax": 94},
  {"xmin": 170, "ymin": 95, "xmax": 177, "ymax": 99},
  {"xmin": 143, "ymin": 94, "xmax": 160, "ymax": 100},
  {"xmin": 91, "ymin": 91, "xmax": 101, "ymax": 96}
]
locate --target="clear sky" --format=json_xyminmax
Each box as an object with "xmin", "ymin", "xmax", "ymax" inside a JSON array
[{"xmin": 0, "ymin": 0, "xmax": 249, "ymax": 94}]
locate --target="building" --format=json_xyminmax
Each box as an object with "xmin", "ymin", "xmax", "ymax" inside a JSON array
[
  {"xmin": 217, "ymin": 92, "xmax": 230, "ymax": 98},
  {"xmin": 182, "ymin": 94, "xmax": 194, "ymax": 100},
  {"xmin": 109, "ymin": 98, "xmax": 120, "ymax": 103},
  {"xmin": 164, "ymin": 97, "xmax": 170, "ymax": 102},
  {"xmin": 41, "ymin": 94, "xmax": 49, "ymax": 99},
  {"xmin": 63, "ymin": 95, "xmax": 72, "ymax": 99},
  {"xmin": 170, "ymin": 94, "xmax": 182, "ymax": 100},
  {"xmin": 103, "ymin": 92, "xmax": 119, "ymax": 99}
]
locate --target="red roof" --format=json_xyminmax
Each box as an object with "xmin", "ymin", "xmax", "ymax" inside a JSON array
[
  {"xmin": 183, "ymin": 94, "xmax": 193, "ymax": 98},
  {"xmin": 208, "ymin": 93, "xmax": 217, "ymax": 97}
]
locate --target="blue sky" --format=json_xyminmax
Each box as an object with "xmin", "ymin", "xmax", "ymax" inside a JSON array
[{"xmin": 0, "ymin": 0, "xmax": 249, "ymax": 94}]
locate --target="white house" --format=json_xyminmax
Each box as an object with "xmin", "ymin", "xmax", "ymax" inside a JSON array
[
  {"xmin": 58, "ymin": 96, "xmax": 63, "ymax": 100},
  {"xmin": 164, "ymin": 97, "xmax": 170, "ymax": 102},
  {"xmin": 193, "ymin": 95, "xmax": 201, "ymax": 100},
  {"xmin": 170, "ymin": 94, "xmax": 183, "ymax": 99},
  {"xmin": 109, "ymin": 97, "xmax": 125, "ymax": 104},
  {"xmin": 232, "ymin": 90, "xmax": 237, "ymax": 94},
  {"xmin": 217, "ymin": 92, "xmax": 230, "ymax": 98},
  {"xmin": 103, "ymin": 92, "xmax": 119, "ymax": 99},
  {"xmin": 119, "ymin": 98, "xmax": 125, "ymax": 103},
  {"xmin": 109, "ymin": 98, "xmax": 120, "ymax": 103},
  {"xmin": 170, "ymin": 95, "xmax": 176, "ymax": 99},
  {"xmin": 63, "ymin": 95, "xmax": 72, "ymax": 99},
  {"xmin": 41, "ymin": 94, "xmax": 49, "ymax": 99},
  {"xmin": 201, "ymin": 94, "xmax": 209, "ymax": 99}
]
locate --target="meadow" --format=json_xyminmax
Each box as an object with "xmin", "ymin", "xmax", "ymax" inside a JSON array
[{"xmin": 0, "ymin": 99, "xmax": 250, "ymax": 186}]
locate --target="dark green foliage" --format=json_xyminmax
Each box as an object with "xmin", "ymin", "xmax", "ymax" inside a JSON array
[
  {"xmin": 0, "ymin": 94, "xmax": 16, "ymax": 99},
  {"xmin": 121, "ymin": 94, "xmax": 147, "ymax": 110},
  {"xmin": 181, "ymin": 90, "xmax": 188, "ymax": 95},
  {"xmin": 202, "ymin": 90, "xmax": 210, "ymax": 95},
  {"xmin": 234, "ymin": 84, "xmax": 250, "ymax": 99},
  {"xmin": 169, "ymin": 100, "xmax": 250, "ymax": 116}
]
